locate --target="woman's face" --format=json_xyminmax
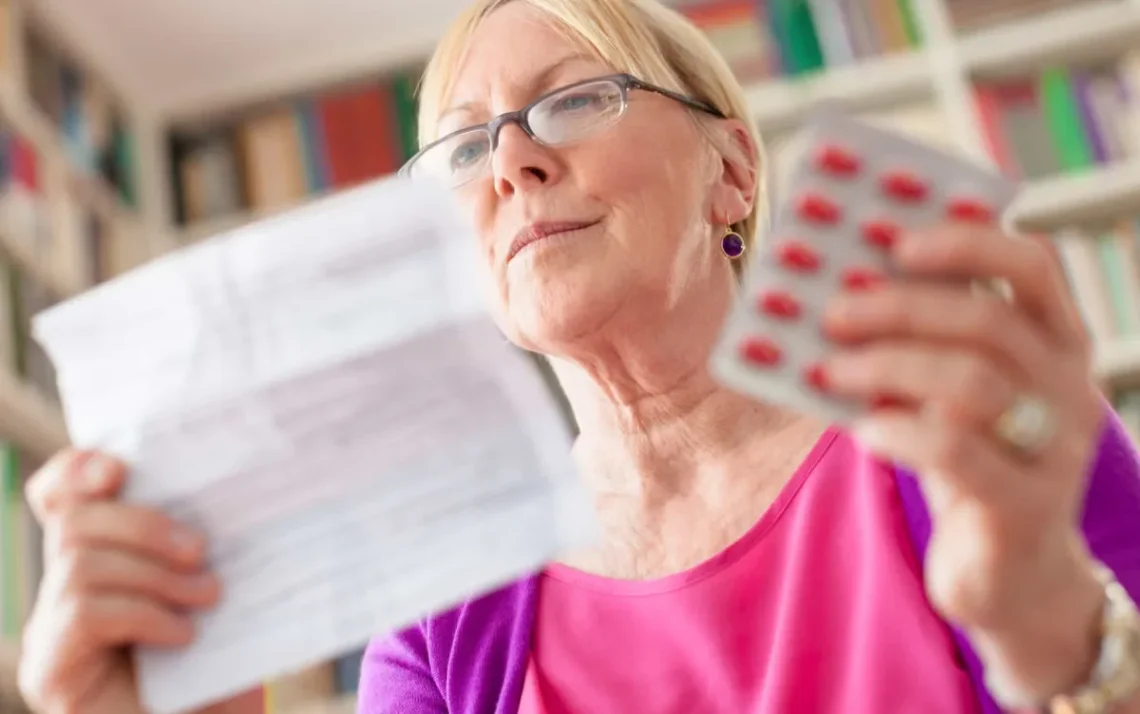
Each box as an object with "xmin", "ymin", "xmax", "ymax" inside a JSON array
[{"xmin": 443, "ymin": 3, "xmax": 748, "ymax": 353}]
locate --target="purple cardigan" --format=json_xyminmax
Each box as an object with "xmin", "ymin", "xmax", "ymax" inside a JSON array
[{"xmin": 360, "ymin": 409, "xmax": 1140, "ymax": 714}]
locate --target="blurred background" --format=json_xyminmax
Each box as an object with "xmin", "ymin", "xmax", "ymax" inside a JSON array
[{"xmin": 1, "ymin": 0, "xmax": 1140, "ymax": 711}]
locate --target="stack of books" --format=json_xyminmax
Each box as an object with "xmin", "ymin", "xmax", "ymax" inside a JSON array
[
  {"xmin": 974, "ymin": 56, "xmax": 1140, "ymax": 179},
  {"xmin": 677, "ymin": 0, "xmax": 922, "ymax": 81},
  {"xmin": 169, "ymin": 71, "xmax": 421, "ymax": 228},
  {"xmin": 24, "ymin": 23, "xmax": 136, "ymax": 207}
]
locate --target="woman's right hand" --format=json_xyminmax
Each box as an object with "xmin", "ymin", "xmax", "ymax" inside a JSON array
[{"xmin": 15, "ymin": 449, "xmax": 228, "ymax": 714}]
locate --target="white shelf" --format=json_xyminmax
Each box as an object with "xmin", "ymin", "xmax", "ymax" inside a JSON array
[
  {"xmin": 959, "ymin": 1, "xmax": 1140, "ymax": 77},
  {"xmin": 746, "ymin": 51, "xmax": 934, "ymax": 133},
  {"xmin": 1097, "ymin": 336, "xmax": 1140, "ymax": 383},
  {"xmin": 0, "ymin": 235, "xmax": 77, "ymax": 298},
  {"xmin": 1012, "ymin": 161, "xmax": 1140, "ymax": 232},
  {"xmin": 0, "ymin": 368, "xmax": 66, "ymax": 461}
]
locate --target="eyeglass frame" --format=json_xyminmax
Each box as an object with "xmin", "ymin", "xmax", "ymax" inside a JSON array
[{"xmin": 398, "ymin": 72, "xmax": 727, "ymax": 183}]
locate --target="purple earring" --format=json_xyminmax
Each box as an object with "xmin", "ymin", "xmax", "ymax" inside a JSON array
[{"xmin": 721, "ymin": 228, "xmax": 745, "ymax": 259}]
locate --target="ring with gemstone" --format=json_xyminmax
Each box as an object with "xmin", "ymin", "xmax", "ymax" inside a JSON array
[{"xmin": 993, "ymin": 392, "xmax": 1057, "ymax": 457}]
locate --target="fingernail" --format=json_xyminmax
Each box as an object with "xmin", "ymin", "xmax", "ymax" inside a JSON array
[
  {"xmin": 168, "ymin": 525, "xmax": 205, "ymax": 555},
  {"xmin": 81, "ymin": 455, "xmax": 113, "ymax": 493},
  {"xmin": 189, "ymin": 572, "xmax": 222, "ymax": 598}
]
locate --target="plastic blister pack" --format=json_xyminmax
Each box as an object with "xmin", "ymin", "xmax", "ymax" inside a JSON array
[{"xmin": 711, "ymin": 105, "xmax": 1020, "ymax": 422}]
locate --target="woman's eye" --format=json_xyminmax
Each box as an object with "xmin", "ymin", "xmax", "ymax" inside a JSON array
[
  {"xmin": 552, "ymin": 93, "xmax": 598, "ymax": 113},
  {"xmin": 450, "ymin": 140, "xmax": 488, "ymax": 170}
]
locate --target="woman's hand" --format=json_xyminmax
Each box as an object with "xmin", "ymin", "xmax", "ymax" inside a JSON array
[
  {"xmin": 16, "ymin": 449, "xmax": 256, "ymax": 714},
  {"xmin": 819, "ymin": 223, "xmax": 1108, "ymax": 705}
]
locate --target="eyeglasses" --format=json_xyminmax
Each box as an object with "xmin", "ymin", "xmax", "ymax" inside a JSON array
[{"xmin": 400, "ymin": 73, "xmax": 725, "ymax": 189}]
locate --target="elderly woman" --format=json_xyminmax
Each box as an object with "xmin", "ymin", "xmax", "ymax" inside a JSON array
[{"xmin": 15, "ymin": 0, "xmax": 1140, "ymax": 713}]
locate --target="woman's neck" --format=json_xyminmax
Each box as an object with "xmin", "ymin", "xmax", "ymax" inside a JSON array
[
  {"xmin": 549, "ymin": 345, "xmax": 827, "ymax": 579},
  {"xmin": 540, "ymin": 267, "xmax": 828, "ymax": 578},
  {"xmin": 557, "ymin": 356, "xmax": 814, "ymax": 498}
]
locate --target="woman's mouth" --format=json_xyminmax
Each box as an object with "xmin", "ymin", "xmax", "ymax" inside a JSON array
[{"xmin": 507, "ymin": 219, "xmax": 601, "ymax": 262}]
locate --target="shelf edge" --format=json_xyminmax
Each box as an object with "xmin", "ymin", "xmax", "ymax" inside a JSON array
[
  {"xmin": 1011, "ymin": 162, "xmax": 1140, "ymax": 233},
  {"xmin": 0, "ymin": 368, "xmax": 67, "ymax": 461}
]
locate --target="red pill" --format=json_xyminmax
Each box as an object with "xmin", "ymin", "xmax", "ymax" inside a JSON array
[
  {"xmin": 860, "ymin": 219, "xmax": 901, "ymax": 250},
  {"xmin": 842, "ymin": 267, "xmax": 885, "ymax": 291},
  {"xmin": 796, "ymin": 193, "xmax": 842, "ymax": 224},
  {"xmin": 880, "ymin": 171, "xmax": 929, "ymax": 202},
  {"xmin": 872, "ymin": 394, "xmax": 907, "ymax": 410},
  {"xmin": 776, "ymin": 241, "xmax": 823, "ymax": 273},
  {"xmin": 804, "ymin": 362, "xmax": 829, "ymax": 392},
  {"xmin": 946, "ymin": 197, "xmax": 994, "ymax": 224},
  {"xmin": 757, "ymin": 290, "xmax": 803, "ymax": 320},
  {"xmin": 739, "ymin": 337, "xmax": 783, "ymax": 367},
  {"xmin": 813, "ymin": 144, "xmax": 861, "ymax": 177}
]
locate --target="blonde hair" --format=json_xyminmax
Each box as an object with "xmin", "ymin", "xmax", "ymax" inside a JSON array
[{"xmin": 417, "ymin": 0, "xmax": 767, "ymax": 262}]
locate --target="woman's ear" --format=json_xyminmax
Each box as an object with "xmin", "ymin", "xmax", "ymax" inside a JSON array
[{"xmin": 710, "ymin": 117, "xmax": 760, "ymax": 223}]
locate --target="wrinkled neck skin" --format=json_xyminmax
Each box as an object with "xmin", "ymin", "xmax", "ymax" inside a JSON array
[{"xmin": 546, "ymin": 271, "xmax": 827, "ymax": 579}]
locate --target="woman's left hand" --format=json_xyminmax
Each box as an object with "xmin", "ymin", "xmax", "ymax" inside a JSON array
[{"xmin": 820, "ymin": 222, "xmax": 1108, "ymax": 703}]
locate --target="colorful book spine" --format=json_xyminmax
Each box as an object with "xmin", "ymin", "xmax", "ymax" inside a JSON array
[
  {"xmin": 1039, "ymin": 66, "xmax": 1095, "ymax": 172},
  {"xmin": 766, "ymin": 0, "xmax": 826, "ymax": 75},
  {"xmin": 805, "ymin": 0, "xmax": 855, "ymax": 67},
  {"xmin": 392, "ymin": 75, "xmax": 421, "ymax": 161},
  {"xmin": 1071, "ymin": 70, "xmax": 1109, "ymax": 164},
  {"xmin": 1097, "ymin": 231, "xmax": 1140, "ymax": 335},
  {"xmin": 296, "ymin": 99, "xmax": 332, "ymax": 193},
  {"xmin": 896, "ymin": 0, "xmax": 921, "ymax": 46}
]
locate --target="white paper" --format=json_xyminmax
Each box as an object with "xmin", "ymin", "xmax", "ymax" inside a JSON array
[{"xmin": 33, "ymin": 176, "xmax": 595, "ymax": 714}]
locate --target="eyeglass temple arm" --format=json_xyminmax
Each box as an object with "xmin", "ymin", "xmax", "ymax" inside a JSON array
[{"xmin": 627, "ymin": 76, "xmax": 726, "ymax": 118}]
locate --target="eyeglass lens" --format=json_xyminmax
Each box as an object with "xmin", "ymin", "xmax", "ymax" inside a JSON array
[{"xmin": 413, "ymin": 78, "xmax": 628, "ymax": 187}]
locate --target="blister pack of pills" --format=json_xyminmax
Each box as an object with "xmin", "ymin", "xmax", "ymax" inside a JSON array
[{"xmin": 710, "ymin": 104, "xmax": 1020, "ymax": 423}]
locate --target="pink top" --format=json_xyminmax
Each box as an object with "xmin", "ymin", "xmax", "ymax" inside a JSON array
[{"xmin": 517, "ymin": 428, "xmax": 980, "ymax": 713}]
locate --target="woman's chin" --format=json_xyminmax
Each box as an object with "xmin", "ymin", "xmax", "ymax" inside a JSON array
[{"xmin": 503, "ymin": 292, "xmax": 621, "ymax": 352}]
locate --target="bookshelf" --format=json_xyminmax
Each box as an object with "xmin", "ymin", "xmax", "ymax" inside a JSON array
[
  {"xmin": 151, "ymin": 2, "xmax": 1140, "ymax": 243},
  {"xmin": 3, "ymin": 0, "xmax": 1140, "ymax": 712},
  {"xmin": 0, "ymin": 0, "xmax": 151, "ymax": 705}
]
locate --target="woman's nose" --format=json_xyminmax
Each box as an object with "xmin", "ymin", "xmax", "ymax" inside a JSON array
[{"xmin": 491, "ymin": 123, "xmax": 561, "ymax": 198}]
